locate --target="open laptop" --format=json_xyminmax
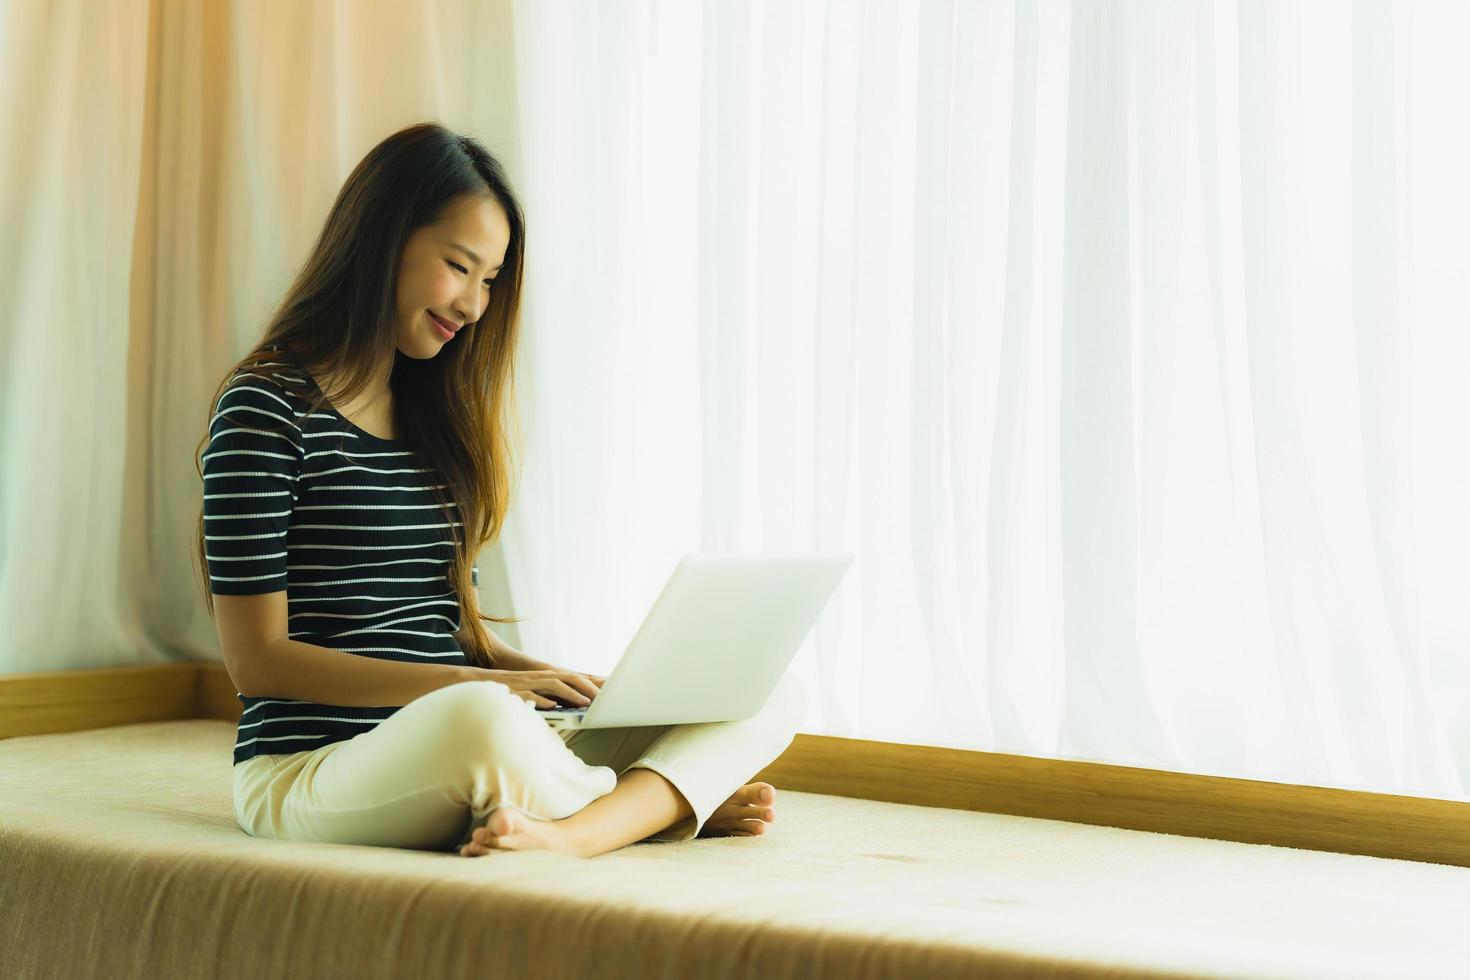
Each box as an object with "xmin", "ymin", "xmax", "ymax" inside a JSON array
[{"xmin": 534, "ymin": 553, "xmax": 854, "ymax": 731}]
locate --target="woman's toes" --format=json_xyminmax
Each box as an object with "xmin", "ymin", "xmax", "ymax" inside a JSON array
[
  {"xmin": 488, "ymin": 807, "xmax": 520, "ymax": 837},
  {"xmin": 698, "ymin": 788, "xmax": 779, "ymax": 837},
  {"xmin": 742, "ymin": 782, "xmax": 775, "ymax": 805}
]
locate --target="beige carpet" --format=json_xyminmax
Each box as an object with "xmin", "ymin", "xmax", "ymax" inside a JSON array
[{"xmin": 1, "ymin": 719, "xmax": 1466, "ymax": 979}]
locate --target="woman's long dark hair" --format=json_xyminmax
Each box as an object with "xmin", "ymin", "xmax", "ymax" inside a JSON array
[{"xmin": 192, "ymin": 121, "xmax": 527, "ymax": 668}]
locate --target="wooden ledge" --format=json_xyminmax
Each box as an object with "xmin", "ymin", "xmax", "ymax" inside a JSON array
[
  {"xmin": 0, "ymin": 663, "xmax": 199, "ymax": 740},
  {"xmin": 2, "ymin": 662, "xmax": 1466, "ymax": 868}
]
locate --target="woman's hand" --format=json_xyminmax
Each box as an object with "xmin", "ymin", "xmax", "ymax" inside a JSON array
[
  {"xmin": 532, "ymin": 662, "xmax": 604, "ymax": 705},
  {"xmin": 462, "ymin": 652, "xmax": 605, "ymax": 709}
]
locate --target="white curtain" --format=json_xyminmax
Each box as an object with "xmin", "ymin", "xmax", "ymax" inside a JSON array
[
  {"xmin": 497, "ymin": 0, "xmax": 1470, "ymax": 801},
  {"xmin": 1, "ymin": 0, "xmax": 1465, "ymax": 803}
]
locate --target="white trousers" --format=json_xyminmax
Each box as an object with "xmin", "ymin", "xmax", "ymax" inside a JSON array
[{"xmin": 233, "ymin": 672, "xmax": 807, "ymax": 851}]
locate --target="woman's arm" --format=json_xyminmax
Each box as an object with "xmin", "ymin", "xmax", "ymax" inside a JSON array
[
  {"xmin": 485, "ymin": 635, "xmax": 553, "ymax": 672},
  {"xmin": 455, "ymin": 576, "xmax": 602, "ymax": 685},
  {"xmin": 455, "ymin": 584, "xmax": 553, "ymax": 671}
]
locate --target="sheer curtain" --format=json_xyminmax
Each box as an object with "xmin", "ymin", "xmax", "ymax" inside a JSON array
[
  {"xmin": 501, "ymin": 0, "xmax": 1468, "ymax": 801},
  {"xmin": 0, "ymin": 0, "xmax": 1464, "ymax": 803}
]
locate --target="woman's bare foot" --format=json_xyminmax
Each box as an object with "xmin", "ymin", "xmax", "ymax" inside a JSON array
[
  {"xmin": 458, "ymin": 805, "xmax": 579, "ymax": 858},
  {"xmin": 458, "ymin": 782, "xmax": 778, "ymax": 855},
  {"xmin": 696, "ymin": 781, "xmax": 776, "ymax": 838}
]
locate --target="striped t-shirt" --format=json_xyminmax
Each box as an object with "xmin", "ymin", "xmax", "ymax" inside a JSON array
[{"xmin": 202, "ymin": 346, "xmax": 475, "ymax": 765}]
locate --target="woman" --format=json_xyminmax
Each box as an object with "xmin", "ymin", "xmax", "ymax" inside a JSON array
[{"xmin": 194, "ymin": 122, "xmax": 805, "ymax": 858}]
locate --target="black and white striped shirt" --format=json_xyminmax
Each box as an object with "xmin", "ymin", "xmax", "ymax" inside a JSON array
[{"xmin": 203, "ymin": 346, "xmax": 474, "ymax": 765}]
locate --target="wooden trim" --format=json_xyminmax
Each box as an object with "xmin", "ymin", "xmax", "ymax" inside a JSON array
[
  {"xmin": 752, "ymin": 733, "xmax": 1470, "ymax": 869},
  {"xmin": 4, "ymin": 663, "xmax": 1466, "ymax": 868},
  {"xmin": 0, "ymin": 663, "xmax": 198, "ymax": 739}
]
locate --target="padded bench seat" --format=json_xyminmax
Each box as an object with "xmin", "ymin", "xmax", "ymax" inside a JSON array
[{"xmin": 1, "ymin": 719, "xmax": 1467, "ymax": 979}]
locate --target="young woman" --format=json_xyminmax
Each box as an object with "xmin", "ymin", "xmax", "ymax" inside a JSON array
[{"xmin": 195, "ymin": 122, "xmax": 806, "ymax": 858}]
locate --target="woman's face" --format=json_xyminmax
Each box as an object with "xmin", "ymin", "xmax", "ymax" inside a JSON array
[{"xmin": 394, "ymin": 194, "xmax": 511, "ymax": 360}]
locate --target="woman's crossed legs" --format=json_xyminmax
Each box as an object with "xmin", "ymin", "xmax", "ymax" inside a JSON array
[{"xmin": 233, "ymin": 672, "xmax": 808, "ymax": 858}]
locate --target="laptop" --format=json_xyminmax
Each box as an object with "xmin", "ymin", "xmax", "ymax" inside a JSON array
[{"xmin": 535, "ymin": 553, "xmax": 854, "ymax": 731}]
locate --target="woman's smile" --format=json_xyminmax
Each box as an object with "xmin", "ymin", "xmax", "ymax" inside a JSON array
[{"xmin": 428, "ymin": 311, "xmax": 458, "ymax": 341}]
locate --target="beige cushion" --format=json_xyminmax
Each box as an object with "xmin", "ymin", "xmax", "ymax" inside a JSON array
[{"xmin": 1, "ymin": 719, "xmax": 1467, "ymax": 979}]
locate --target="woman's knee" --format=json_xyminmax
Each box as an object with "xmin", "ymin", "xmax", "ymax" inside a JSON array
[{"xmin": 428, "ymin": 680, "xmax": 544, "ymax": 751}]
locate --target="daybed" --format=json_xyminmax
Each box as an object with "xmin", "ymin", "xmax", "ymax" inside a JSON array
[{"xmin": 1, "ymin": 664, "xmax": 1466, "ymax": 979}]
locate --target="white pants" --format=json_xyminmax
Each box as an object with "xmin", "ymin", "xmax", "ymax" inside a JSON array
[{"xmin": 233, "ymin": 672, "xmax": 808, "ymax": 851}]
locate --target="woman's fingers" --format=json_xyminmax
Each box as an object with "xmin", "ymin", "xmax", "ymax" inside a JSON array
[
  {"xmin": 524, "ymin": 668, "xmax": 603, "ymax": 704},
  {"xmin": 557, "ymin": 673, "xmax": 600, "ymax": 701},
  {"xmin": 554, "ymin": 680, "xmax": 592, "ymax": 704}
]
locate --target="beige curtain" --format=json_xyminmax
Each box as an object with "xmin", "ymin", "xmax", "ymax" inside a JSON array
[{"xmin": 0, "ymin": 0, "xmax": 524, "ymax": 670}]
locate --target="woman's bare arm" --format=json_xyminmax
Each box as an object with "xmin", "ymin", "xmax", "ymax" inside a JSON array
[{"xmin": 453, "ymin": 584, "xmax": 551, "ymax": 671}]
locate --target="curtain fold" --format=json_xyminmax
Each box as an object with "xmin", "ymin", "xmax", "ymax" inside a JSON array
[{"xmin": 1, "ymin": 0, "xmax": 1464, "ymax": 802}]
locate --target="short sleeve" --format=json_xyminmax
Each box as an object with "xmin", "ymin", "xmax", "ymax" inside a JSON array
[{"xmin": 202, "ymin": 376, "xmax": 306, "ymax": 595}]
